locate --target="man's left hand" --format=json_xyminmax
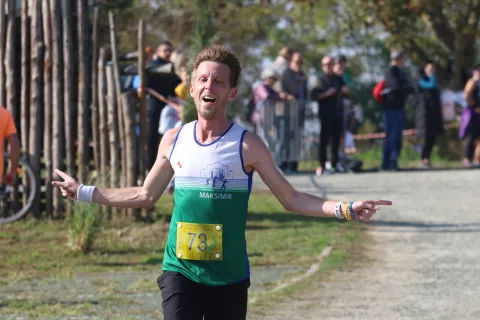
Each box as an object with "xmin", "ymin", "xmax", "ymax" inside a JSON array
[{"xmin": 351, "ymin": 200, "xmax": 392, "ymax": 220}]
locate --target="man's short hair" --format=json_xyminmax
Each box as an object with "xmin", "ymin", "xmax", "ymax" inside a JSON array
[
  {"xmin": 191, "ymin": 45, "xmax": 241, "ymax": 88},
  {"xmin": 335, "ymin": 54, "xmax": 347, "ymax": 63},
  {"xmin": 390, "ymin": 50, "xmax": 404, "ymax": 60},
  {"xmin": 158, "ymin": 41, "xmax": 173, "ymax": 48},
  {"xmin": 279, "ymin": 47, "xmax": 293, "ymax": 59}
]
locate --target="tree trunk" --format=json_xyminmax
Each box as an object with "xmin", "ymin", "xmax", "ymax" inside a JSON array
[
  {"xmin": 91, "ymin": 7, "xmax": 100, "ymax": 173},
  {"xmin": 137, "ymin": 19, "xmax": 148, "ymax": 219},
  {"xmin": 0, "ymin": 0, "xmax": 6, "ymax": 107},
  {"xmin": 106, "ymin": 65, "xmax": 120, "ymax": 218},
  {"xmin": 97, "ymin": 47, "xmax": 110, "ymax": 218},
  {"xmin": 121, "ymin": 92, "xmax": 138, "ymax": 218},
  {"xmin": 29, "ymin": 0, "xmax": 43, "ymax": 218},
  {"xmin": 62, "ymin": 0, "xmax": 73, "ymax": 217},
  {"xmin": 77, "ymin": 0, "xmax": 89, "ymax": 182},
  {"xmin": 5, "ymin": 0, "xmax": 17, "ymax": 119},
  {"xmin": 51, "ymin": 0, "xmax": 64, "ymax": 217},
  {"xmin": 20, "ymin": 0, "xmax": 29, "ymax": 158},
  {"xmin": 42, "ymin": 0, "xmax": 53, "ymax": 217},
  {"xmin": 108, "ymin": 12, "xmax": 126, "ymax": 190}
]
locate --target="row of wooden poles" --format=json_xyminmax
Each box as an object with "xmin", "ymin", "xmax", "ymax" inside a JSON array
[{"xmin": 1, "ymin": 0, "xmax": 148, "ymax": 219}]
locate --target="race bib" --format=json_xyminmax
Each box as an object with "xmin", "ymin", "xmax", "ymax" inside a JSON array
[{"xmin": 176, "ymin": 222, "xmax": 223, "ymax": 261}]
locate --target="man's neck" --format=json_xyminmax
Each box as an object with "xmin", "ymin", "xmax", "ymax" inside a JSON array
[{"xmin": 195, "ymin": 116, "xmax": 231, "ymax": 144}]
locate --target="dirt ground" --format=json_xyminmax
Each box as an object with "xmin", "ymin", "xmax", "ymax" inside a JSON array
[{"xmin": 248, "ymin": 169, "xmax": 480, "ymax": 319}]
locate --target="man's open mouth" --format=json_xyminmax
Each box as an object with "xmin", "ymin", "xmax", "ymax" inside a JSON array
[{"xmin": 202, "ymin": 95, "xmax": 216, "ymax": 103}]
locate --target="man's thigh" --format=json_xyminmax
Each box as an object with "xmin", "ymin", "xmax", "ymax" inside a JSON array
[
  {"xmin": 157, "ymin": 271, "xmax": 203, "ymax": 320},
  {"xmin": 203, "ymin": 278, "xmax": 250, "ymax": 320}
]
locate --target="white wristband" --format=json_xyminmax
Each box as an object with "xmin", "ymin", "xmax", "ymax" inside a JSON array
[{"xmin": 77, "ymin": 184, "xmax": 96, "ymax": 203}]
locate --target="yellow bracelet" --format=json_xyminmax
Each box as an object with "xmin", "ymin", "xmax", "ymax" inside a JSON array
[{"xmin": 345, "ymin": 202, "xmax": 351, "ymax": 220}]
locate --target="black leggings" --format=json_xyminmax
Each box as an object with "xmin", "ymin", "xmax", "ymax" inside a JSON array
[
  {"xmin": 157, "ymin": 271, "xmax": 250, "ymax": 320},
  {"xmin": 422, "ymin": 135, "xmax": 436, "ymax": 161},
  {"xmin": 319, "ymin": 116, "xmax": 342, "ymax": 169}
]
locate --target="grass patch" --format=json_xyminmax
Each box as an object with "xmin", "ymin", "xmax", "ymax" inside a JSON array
[
  {"xmin": 298, "ymin": 142, "xmax": 463, "ymax": 172},
  {"xmin": 3, "ymin": 300, "xmax": 94, "ymax": 317}
]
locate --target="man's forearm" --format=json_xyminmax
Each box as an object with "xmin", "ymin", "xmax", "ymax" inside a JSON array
[
  {"xmin": 285, "ymin": 191, "xmax": 345, "ymax": 218},
  {"xmin": 92, "ymin": 187, "xmax": 156, "ymax": 209}
]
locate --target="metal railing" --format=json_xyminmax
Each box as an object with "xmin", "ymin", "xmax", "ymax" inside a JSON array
[{"xmin": 255, "ymin": 99, "xmax": 313, "ymax": 165}]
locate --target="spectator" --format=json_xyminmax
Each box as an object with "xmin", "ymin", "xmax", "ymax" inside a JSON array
[
  {"xmin": 461, "ymin": 64, "xmax": 480, "ymax": 167},
  {"xmin": 415, "ymin": 60, "xmax": 444, "ymax": 168},
  {"xmin": 252, "ymin": 69, "xmax": 292, "ymax": 123},
  {"xmin": 271, "ymin": 46, "xmax": 293, "ymax": 91},
  {"xmin": 381, "ymin": 50, "xmax": 414, "ymax": 171},
  {"xmin": 280, "ymin": 51, "xmax": 308, "ymax": 172},
  {"xmin": 141, "ymin": 41, "xmax": 181, "ymax": 170},
  {"xmin": 171, "ymin": 50, "xmax": 189, "ymax": 101},
  {"xmin": 334, "ymin": 55, "xmax": 356, "ymax": 158},
  {"xmin": 312, "ymin": 55, "xmax": 350, "ymax": 175}
]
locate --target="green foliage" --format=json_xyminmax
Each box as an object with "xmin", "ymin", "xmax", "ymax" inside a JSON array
[{"xmin": 68, "ymin": 202, "xmax": 104, "ymax": 254}]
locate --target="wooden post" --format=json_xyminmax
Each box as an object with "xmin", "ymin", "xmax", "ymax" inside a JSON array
[
  {"xmin": 29, "ymin": 0, "xmax": 43, "ymax": 218},
  {"xmin": 62, "ymin": 0, "xmax": 73, "ymax": 216},
  {"xmin": 121, "ymin": 92, "xmax": 138, "ymax": 218},
  {"xmin": 5, "ymin": 0, "xmax": 17, "ymax": 118},
  {"xmin": 51, "ymin": 0, "xmax": 64, "ymax": 217},
  {"xmin": 137, "ymin": 19, "xmax": 148, "ymax": 219},
  {"xmin": 91, "ymin": 7, "xmax": 100, "ymax": 173},
  {"xmin": 98, "ymin": 48, "xmax": 109, "ymax": 183},
  {"xmin": 0, "ymin": 0, "xmax": 6, "ymax": 107},
  {"xmin": 137, "ymin": 20, "xmax": 146, "ymax": 183},
  {"xmin": 42, "ymin": 0, "xmax": 53, "ymax": 216},
  {"xmin": 97, "ymin": 48, "xmax": 110, "ymax": 218},
  {"xmin": 108, "ymin": 12, "xmax": 126, "ymax": 190},
  {"xmin": 20, "ymin": 0, "xmax": 29, "ymax": 157},
  {"xmin": 77, "ymin": 0, "xmax": 89, "ymax": 182},
  {"xmin": 106, "ymin": 65, "xmax": 120, "ymax": 218}
]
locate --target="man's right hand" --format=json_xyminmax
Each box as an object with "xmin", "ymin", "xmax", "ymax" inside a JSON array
[
  {"xmin": 325, "ymin": 87, "xmax": 336, "ymax": 97},
  {"xmin": 3, "ymin": 169, "xmax": 16, "ymax": 185},
  {"xmin": 52, "ymin": 169, "xmax": 81, "ymax": 200}
]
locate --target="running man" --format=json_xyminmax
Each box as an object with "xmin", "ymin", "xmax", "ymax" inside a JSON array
[
  {"xmin": 0, "ymin": 106, "xmax": 20, "ymax": 185},
  {"xmin": 52, "ymin": 45, "xmax": 392, "ymax": 320}
]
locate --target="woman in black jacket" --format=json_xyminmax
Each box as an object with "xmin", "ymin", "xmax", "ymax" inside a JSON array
[{"xmin": 415, "ymin": 61, "xmax": 444, "ymax": 168}]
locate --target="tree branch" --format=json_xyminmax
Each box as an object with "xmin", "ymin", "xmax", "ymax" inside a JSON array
[{"xmin": 423, "ymin": 3, "xmax": 455, "ymax": 51}]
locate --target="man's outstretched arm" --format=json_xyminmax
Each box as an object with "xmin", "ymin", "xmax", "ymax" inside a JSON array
[
  {"xmin": 242, "ymin": 132, "xmax": 392, "ymax": 220},
  {"xmin": 52, "ymin": 127, "xmax": 179, "ymax": 209}
]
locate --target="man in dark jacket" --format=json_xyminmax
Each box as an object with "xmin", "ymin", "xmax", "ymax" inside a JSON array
[
  {"xmin": 141, "ymin": 41, "xmax": 181, "ymax": 170},
  {"xmin": 382, "ymin": 50, "xmax": 414, "ymax": 171}
]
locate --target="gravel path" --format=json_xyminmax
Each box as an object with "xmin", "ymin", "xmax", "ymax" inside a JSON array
[{"xmin": 249, "ymin": 169, "xmax": 480, "ymax": 319}]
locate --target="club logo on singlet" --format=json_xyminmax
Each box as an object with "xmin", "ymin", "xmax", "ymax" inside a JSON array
[{"xmin": 199, "ymin": 162, "xmax": 233, "ymax": 199}]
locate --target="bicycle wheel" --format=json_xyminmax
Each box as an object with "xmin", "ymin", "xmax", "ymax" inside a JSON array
[{"xmin": 0, "ymin": 155, "xmax": 38, "ymax": 224}]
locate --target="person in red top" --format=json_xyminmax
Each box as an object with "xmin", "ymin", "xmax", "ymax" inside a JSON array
[{"xmin": 0, "ymin": 106, "xmax": 20, "ymax": 184}]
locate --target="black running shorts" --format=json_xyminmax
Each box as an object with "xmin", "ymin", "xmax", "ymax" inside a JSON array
[{"xmin": 157, "ymin": 271, "xmax": 250, "ymax": 320}]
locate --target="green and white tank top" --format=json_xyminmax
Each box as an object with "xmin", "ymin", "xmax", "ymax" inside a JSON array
[{"xmin": 163, "ymin": 120, "xmax": 253, "ymax": 286}]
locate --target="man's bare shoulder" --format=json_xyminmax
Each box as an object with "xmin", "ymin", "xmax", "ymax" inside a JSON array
[
  {"xmin": 242, "ymin": 131, "xmax": 265, "ymax": 149},
  {"xmin": 164, "ymin": 126, "xmax": 183, "ymax": 142},
  {"xmin": 241, "ymin": 131, "xmax": 270, "ymax": 167},
  {"xmin": 159, "ymin": 126, "xmax": 183, "ymax": 156}
]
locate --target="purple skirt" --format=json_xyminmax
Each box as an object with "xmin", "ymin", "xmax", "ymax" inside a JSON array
[{"xmin": 459, "ymin": 108, "xmax": 480, "ymax": 139}]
